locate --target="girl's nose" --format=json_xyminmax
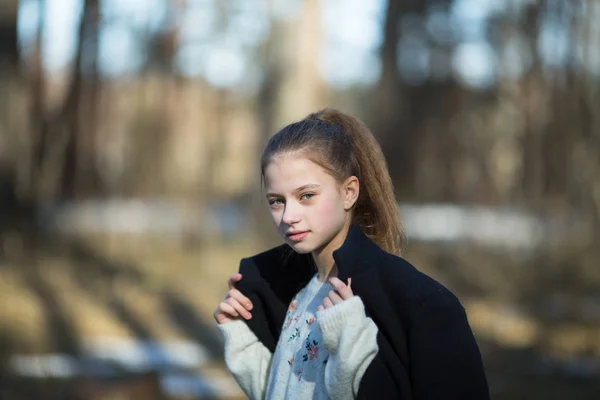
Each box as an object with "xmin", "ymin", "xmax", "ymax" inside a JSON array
[{"xmin": 282, "ymin": 204, "xmax": 301, "ymax": 225}]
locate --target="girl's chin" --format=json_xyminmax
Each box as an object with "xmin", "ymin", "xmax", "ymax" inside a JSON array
[{"xmin": 286, "ymin": 241, "xmax": 315, "ymax": 254}]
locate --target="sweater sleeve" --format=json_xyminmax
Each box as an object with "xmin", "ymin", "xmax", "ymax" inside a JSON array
[
  {"xmin": 317, "ymin": 296, "xmax": 379, "ymax": 400},
  {"xmin": 409, "ymin": 290, "xmax": 490, "ymax": 399},
  {"xmin": 217, "ymin": 320, "xmax": 273, "ymax": 400}
]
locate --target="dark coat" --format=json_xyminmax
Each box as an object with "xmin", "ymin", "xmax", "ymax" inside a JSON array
[{"xmin": 235, "ymin": 225, "xmax": 490, "ymax": 399}]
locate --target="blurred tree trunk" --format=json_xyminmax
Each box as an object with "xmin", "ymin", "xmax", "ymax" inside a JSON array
[
  {"xmin": 30, "ymin": 0, "xmax": 102, "ymax": 201},
  {"xmin": 0, "ymin": 0, "xmax": 21, "ymax": 209},
  {"xmin": 281, "ymin": 0, "xmax": 327, "ymax": 123},
  {"xmin": 0, "ymin": 0, "xmax": 20, "ymax": 141},
  {"xmin": 520, "ymin": 3, "xmax": 544, "ymax": 209},
  {"xmin": 370, "ymin": 0, "xmax": 426, "ymax": 201},
  {"xmin": 0, "ymin": 0, "xmax": 18, "ymax": 71},
  {"xmin": 75, "ymin": 0, "xmax": 102, "ymax": 198},
  {"xmin": 569, "ymin": 0, "xmax": 600, "ymax": 238},
  {"xmin": 260, "ymin": 0, "xmax": 327, "ymax": 134},
  {"xmin": 373, "ymin": 0, "xmax": 403, "ymax": 130},
  {"xmin": 29, "ymin": 0, "xmax": 47, "ymax": 199}
]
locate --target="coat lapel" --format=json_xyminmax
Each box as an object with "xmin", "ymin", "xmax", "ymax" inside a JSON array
[{"xmin": 333, "ymin": 224, "xmax": 380, "ymax": 280}]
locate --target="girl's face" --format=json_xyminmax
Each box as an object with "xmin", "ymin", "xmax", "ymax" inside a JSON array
[{"xmin": 264, "ymin": 153, "xmax": 359, "ymax": 255}]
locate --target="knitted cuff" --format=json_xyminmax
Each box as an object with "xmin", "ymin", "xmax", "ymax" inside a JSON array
[
  {"xmin": 217, "ymin": 320, "xmax": 259, "ymax": 349},
  {"xmin": 317, "ymin": 296, "xmax": 367, "ymax": 353}
]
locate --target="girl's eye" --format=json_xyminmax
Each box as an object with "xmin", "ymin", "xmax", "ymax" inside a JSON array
[
  {"xmin": 300, "ymin": 193, "xmax": 314, "ymax": 201},
  {"xmin": 269, "ymin": 199, "xmax": 283, "ymax": 206}
]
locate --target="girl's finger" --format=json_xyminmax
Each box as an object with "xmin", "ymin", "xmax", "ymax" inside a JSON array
[
  {"xmin": 228, "ymin": 273, "xmax": 243, "ymax": 289},
  {"xmin": 328, "ymin": 290, "xmax": 344, "ymax": 305},
  {"xmin": 317, "ymin": 305, "xmax": 324, "ymax": 312},
  {"xmin": 228, "ymin": 288, "xmax": 253, "ymax": 310},
  {"xmin": 329, "ymin": 277, "xmax": 353, "ymax": 300},
  {"xmin": 227, "ymin": 297, "xmax": 252, "ymax": 319},
  {"xmin": 219, "ymin": 301, "xmax": 239, "ymax": 317},
  {"xmin": 323, "ymin": 297, "xmax": 334, "ymax": 309}
]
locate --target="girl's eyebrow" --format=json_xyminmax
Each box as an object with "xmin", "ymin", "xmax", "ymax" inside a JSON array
[
  {"xmin": 266, "ymin": 184, "xmax": 321, "ymax": 198},
  {"xmin": 294, "ymin": 184, "xmax": 321, "ymax": 193}
]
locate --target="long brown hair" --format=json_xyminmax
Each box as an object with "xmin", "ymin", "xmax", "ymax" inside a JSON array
[{"xmin": 261, "ymin": 108, "xmax": 405, "ymax": 255}]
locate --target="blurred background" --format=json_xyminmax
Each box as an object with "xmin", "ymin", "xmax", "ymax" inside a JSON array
[{"xmin": 0, "ymin": 0, "xmax": 599, "ymax": 398}]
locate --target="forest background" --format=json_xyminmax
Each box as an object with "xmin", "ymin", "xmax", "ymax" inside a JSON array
[{"xmin": 0, "ymin": 0, "xmax": 599, "ymax": 398}]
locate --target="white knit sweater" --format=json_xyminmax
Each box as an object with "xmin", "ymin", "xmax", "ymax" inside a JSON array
[{"xmin": 218, "ymin": 275, "xmax": 379, "ymax": 400}]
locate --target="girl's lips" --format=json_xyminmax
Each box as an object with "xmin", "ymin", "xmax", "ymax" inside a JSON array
[{"xmin": 287, "ymin": 231, "xmax": 309, "ymax": 241}]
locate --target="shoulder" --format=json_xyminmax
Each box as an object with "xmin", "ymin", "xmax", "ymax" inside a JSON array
[
  {"xmin": 374, "ymin": 254, "xmax": 475, "ymax": 348},
  {"xmin": 375, "ymin": 251, "xmax": 463, "ymax": 311}
]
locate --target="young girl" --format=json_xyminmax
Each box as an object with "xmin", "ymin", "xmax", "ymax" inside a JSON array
[{"xmin": 213, "ymin": 109, "xmax": 489, "ymax": 399}]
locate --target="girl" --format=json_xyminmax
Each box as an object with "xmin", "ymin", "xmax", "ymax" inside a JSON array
[{"xmin": 213, "ymin": 109, "xmax": 489, "ymax": 399}]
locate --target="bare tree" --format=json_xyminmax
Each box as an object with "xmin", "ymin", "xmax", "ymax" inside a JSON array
[
  {"xmin": 0, "ymin": 0, "xmax": 18, "ymax": 71},
  {"xmin": 27, "ymin": 0, "xmax": 103, "ymax": 202}
]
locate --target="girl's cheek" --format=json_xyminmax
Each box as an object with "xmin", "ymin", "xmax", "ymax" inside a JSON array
[
  {"xmin": 313, "ymin": 198, "xmax": 336, "ymax": 220},
  {"xmin": 270, "ymin": 210, "xmax": 282, "ymax": 226}
]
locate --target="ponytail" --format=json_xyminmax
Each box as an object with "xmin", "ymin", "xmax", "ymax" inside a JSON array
[
  {"xmin": 310, "ymin": 109, "xmax": 404, "ymax": 255},
  {"xmin": 261, "ymin": 108, "xmax": 405, "ymax": 255}
]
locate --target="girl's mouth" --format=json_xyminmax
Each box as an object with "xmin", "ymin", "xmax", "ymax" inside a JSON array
[{"xmin": 287, "ymin": 231, "xmax": 309, "ymax": 241}]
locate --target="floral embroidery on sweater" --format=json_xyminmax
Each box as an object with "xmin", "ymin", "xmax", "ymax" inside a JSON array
[
  {"xmin": 288, "ymin": 327, "xmax": 300, "ymax": 342},
  {"xmin": 274, "ymin": 276, "xmax": 334, "ymax": 389},
  {"xmin": 302, "ymin": 334, "xmax": 320, "ymax": 362},
  {"xmin": 289, "ymin": 300, "xmax": 297, "ymax": 313}
]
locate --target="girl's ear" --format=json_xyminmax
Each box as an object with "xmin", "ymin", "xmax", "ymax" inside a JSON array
[{"xmin": 343, "ymin": 176, "xmax": 359, "ymax": 211}]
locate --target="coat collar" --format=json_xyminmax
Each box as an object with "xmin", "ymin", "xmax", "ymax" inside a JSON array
[
  {"xmin": 333, "ymin": 224, "xmax": 383, "ymax": 280},
  {"xmin": 243, "ymin": 224, "xmax": 384, "ymax": 296}
]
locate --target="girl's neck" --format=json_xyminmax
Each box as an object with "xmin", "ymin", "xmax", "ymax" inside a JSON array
[
  {"xmin": 312, "ymin": 251, "xmax": 336, "ymax": 282},
  {"xmin": 312, "ymin": 223, "xmax": 350, "ymax": 282}
]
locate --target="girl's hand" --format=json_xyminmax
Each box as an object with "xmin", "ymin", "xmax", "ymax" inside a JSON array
[
  {"xmin": 213, "ymin": 273, "xmax": 254, "ymax": 324},
  {"xmin": 318, "ymin": 277, "xmax": 353, "ymax": 311}
]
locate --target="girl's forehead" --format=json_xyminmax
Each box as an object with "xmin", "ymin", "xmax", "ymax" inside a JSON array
[{"xmin": 264, "ymin": 154, "xmax": 334, "ymax": 190}]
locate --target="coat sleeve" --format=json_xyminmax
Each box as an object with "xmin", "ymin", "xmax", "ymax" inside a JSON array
[
  {"xmin": 355, "ymin": 290, "xmax": 490, "ymax": 400},
  {"xmin": 408, "ymin": 290, "xmax": 490, "ymax": 399}
]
